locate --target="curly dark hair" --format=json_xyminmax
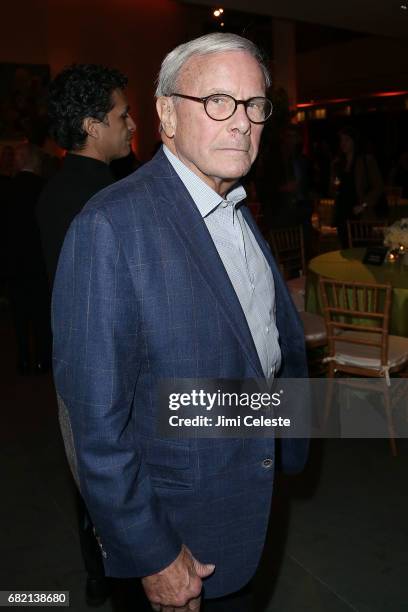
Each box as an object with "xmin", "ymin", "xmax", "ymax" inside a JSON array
[{"xmin": 48, "ymin": 64, "xmax": 128, "ymax": 150}]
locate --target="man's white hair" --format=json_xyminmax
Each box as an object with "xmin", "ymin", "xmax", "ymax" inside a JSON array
[{"xmin": 155, "ymin": 32, "xmax": 271, "ymax": 97}]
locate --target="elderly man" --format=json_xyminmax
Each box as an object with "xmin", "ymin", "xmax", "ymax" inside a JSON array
[{"xmin": 52, "ymin": 33, "xmax": 308, "ymax": 611}]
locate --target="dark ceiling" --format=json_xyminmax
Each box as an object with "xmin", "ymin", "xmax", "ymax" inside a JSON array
[{"xmin": 182, "ymin": 0, "xmax": 408, "ymax": 40}]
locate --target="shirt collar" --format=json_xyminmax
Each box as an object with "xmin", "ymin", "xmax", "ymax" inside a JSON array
[{"xmin": 163, "ymin": 145, "xmax": 246, "ymax": 218}]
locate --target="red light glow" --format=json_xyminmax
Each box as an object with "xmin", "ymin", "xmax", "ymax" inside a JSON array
[
  {"xmin": 297, "ymin": 98, "xmax": 349, "ymax": 108},
  {"xmin": 296, "ymin": 90, "xmax": 408, "ymax": 109},
  {"xmin": 371, "ymin": 90, "xmax": 408, "ymax": 98}
]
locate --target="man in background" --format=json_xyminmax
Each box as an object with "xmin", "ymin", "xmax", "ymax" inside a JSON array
[
  {"xmin": 37, "ymin": 63, "xmax": 135, "ymax": 285},
  {"xmin": 37, "ymin": 63, "xmax": 135, "ymax": 606}
]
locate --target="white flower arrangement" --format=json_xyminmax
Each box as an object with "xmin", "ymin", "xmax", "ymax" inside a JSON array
[{"xmin": 384, "ymin": 218, "xmax": 408, "ymax": 250}]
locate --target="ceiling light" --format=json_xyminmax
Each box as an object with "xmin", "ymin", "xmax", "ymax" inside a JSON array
[
  {"xmin": 401, "ymin": 3, "xmax": 407, "ymax": 9},
  {"xmin": 213, "ymin": 9, "xmax": 220, "ymax": 16}
]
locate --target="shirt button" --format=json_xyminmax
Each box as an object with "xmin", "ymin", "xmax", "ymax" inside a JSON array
[
  {"xmin": 265, "ymin": 326, "xmax": 269, "ymax": 333},
  {"xmin": 262, "ymin": 458, "xmax": 273, "ymax": 469},
  {"xmin": 222, "ymin": 201, "xmax": 228, "ymax": 208}
]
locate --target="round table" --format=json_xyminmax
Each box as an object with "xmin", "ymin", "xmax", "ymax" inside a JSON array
[{"xmin": 306, "ymin": 248, "xmax": 408, "ymax": 337}]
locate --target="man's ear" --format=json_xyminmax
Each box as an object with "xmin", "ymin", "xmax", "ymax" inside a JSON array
[
  {"xmin": 156, "ymin": 97, "xmax": 176, "ymax": 138},
  {"xmin": 82, "ymin": 117, "xmax": 102, "ymax": 140}
]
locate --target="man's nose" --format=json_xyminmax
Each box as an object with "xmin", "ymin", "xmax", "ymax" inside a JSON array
[
  {"xmin": 127, "ymin": 115, "xmax": 136, "ymax": 132},
  {"xmin": 228, "ymin": 103, "xmax": 250, "ymax": 134}
]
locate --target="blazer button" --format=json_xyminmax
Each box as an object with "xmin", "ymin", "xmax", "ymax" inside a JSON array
[{"xmin": 262, "ymin": 458, "xmax": 273, "ymax": 468}]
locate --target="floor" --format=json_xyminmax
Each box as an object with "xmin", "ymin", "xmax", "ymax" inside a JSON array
[{"xmin": 1, "ymin": 306, "xmax": 407, "ymax": 612}]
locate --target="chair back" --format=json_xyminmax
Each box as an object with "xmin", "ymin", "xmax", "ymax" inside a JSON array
[
  {"xmin": 315, "ymin": 198, "xmax": 335, "ymax": 228},
  {"xmin": 386, "ymin": 187, "xmax": 408, "ymax": 222},
  {"xmin": 319, "ymin": 278, "xmax": 392, "ymax": 371},
  {"xmin": 347, "ymin": 220, "xmax": 387, "ymax": 248},
  {"xmin": 269, "ymin": 226, "xmax": 306, "ymax": 279},
  {"xmin": 312, "ymin": 199, "xmax": 338, "ymax": 253},
  {"xmin": 385, "ymin": 186, "xmax": 402, "ymax": 207}
]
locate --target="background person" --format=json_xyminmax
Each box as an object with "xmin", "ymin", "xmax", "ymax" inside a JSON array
[
  {"xmin": 332, "ymin": 126, "xmax": 386, "ymax": 248},
  {"xmin": 6, "ymin": 142, "xmax": 51, "ymax": 374},
  {"xmin": 37, "ymin": 63, "xmax": 136, "ymax": 285}
]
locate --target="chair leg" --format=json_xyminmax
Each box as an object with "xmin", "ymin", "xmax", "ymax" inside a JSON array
[
  {"xmin": 383, "ymin": 385, "xmax": 397, "ymax": 457},
  {"xmin": 323, "ymin": 364, "xmax": 335, "ymax": 432},
  {"xmin": 306, "ymin": 345, "xmax": 327, "ymax": 377}
]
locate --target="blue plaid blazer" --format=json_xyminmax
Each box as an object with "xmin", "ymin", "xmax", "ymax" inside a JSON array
[{"xmin": 52, "ymin": 148, "xmax": 308, "ymax": 598}]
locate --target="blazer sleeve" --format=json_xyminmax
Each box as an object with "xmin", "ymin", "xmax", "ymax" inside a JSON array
[{"xmin": 52, "ymin": 208, "xmax": 182, "ymax": 578}]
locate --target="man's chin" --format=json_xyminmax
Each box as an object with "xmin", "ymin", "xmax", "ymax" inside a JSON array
[
  {"xmin": 215, "ymin": 152, "xmax": 252, "ymax": 175},
  {"xmin": 219, "ymin": 162, "xmax": 251, "ymax": 180},
  {"xmin": 112, "ymin": 146, "xmax": 131, "ymax": 161}
]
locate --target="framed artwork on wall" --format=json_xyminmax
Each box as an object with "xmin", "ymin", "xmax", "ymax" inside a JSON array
[{"xmin": 0, "ymin": 63, "xmax": 50, "ymax": 143}]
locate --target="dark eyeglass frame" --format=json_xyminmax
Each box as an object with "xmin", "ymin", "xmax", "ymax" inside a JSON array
[{"xmin": 170, "ymin": 93, "xmax": 273, "ymax": 124}]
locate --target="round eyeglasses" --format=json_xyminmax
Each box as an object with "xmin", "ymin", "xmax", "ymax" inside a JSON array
[{"xmin": 170, "ymin": 93, "xmax": 273, "ymax": 124}]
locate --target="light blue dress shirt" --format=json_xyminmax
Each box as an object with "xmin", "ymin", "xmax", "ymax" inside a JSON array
[{"xmin": 163, "ymin": 145, "xmax": 281, "ymax": 381}]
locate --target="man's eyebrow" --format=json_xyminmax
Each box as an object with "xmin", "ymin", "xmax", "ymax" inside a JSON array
[
  {"xmin": 202, "ymin": 88, "xmax": 265, "ymax": 98},
  {"xmin": 204, "ymin": 88, "xmax": 235, "ymax": 95}
]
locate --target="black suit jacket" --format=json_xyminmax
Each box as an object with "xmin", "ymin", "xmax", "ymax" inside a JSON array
[{"xmin": 37, "ymin": 154, "xmax": 114, "ymax": 286}]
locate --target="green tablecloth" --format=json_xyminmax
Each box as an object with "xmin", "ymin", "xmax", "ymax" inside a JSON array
[{"xmin": 306, "ymin": 248, "xmax": 408, "ymax": 337}]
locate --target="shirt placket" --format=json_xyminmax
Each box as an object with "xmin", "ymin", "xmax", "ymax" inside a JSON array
[
  {"xmin": 230, "ymin": 204, "xmax": 255, "ymax": 293},
  {"xmin": 243, "ymin": 222, "xmax": 278, "ymax": 381}
]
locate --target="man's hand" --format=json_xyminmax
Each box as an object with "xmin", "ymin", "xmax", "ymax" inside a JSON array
[
  {"xmin": 142, "ymin": 544, "xmax": 215, "ymax": 611},
  {"xmin": 150, "ymin": 594, "xmax": 201, "ymax": 612},
  {"xmin": 353, "ymin": 205, "xmax": 363, "ymax": 215},
  {"xmin": 353, "ymin": 203, "xmax": 367, "ymax": 215}
]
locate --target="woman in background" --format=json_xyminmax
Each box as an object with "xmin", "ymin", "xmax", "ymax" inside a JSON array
[{"xmin": 332, "ymin": 127, "xmax": 386, "ymax": 248}]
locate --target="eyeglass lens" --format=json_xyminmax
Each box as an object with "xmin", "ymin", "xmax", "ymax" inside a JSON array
[{"xmin": 205, "ymin": 95, "xmax": 272, "ymax": 123}]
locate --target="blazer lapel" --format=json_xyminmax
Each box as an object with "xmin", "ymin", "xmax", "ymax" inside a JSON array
[{"xmin": 149, "ymin": 151, "xmax": 264, "ymax": 378}]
